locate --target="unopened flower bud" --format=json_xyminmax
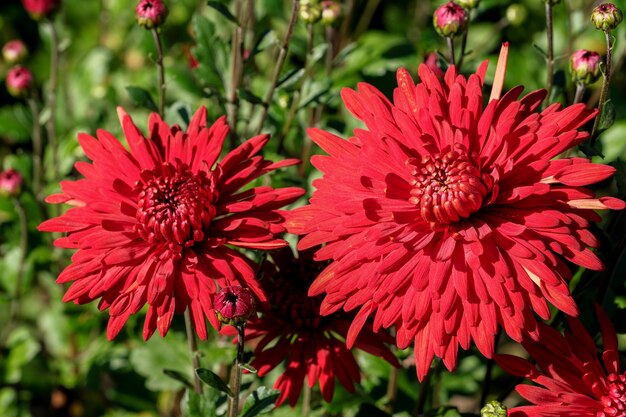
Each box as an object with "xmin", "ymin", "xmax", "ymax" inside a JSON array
[
  {"xmin": 300, "ymin": 0, "xmax": 322, "ymax": 24},
  {"xmin": 457, "ymin": 0, "xmax": 480, "ymax": 10},
  {"xmin": 6, "ymin": 66, "xmax": 34, "ymax": 98},
  {"xmin": 591, "ymin": 3, "xmax": 623, "ymax": 31},
  {"xmin": 21, "ymin": 0, "xmax": 60, "ymax": 20},
  {"xmin": 321, "ymin": 1, "xmax": 342, "ymax": 25},
  {"xmin": 570, "ymin": 49, "xmax": 601, "ymax": 85},
  {"xmin": 215, "ymin": 286, "xmax": 256, "ymax": 326},
  {"xmin": 3, "ymin": 40, "xmax": 28, "ymax": 64},
  {"xmin": 480, "ymin": 400, "xmax": 507, "ymax": 417},
  {"xmin": 506, "ymin": 4, "xmax": 528, "ymax": 26},
  {"xmin": 433, "ymin": 1, "xmax": 469, "ymax": 38},
  {"xmin": 136, "ymin": 0, "xmax": 168, "ymax": 30},
  {"xmin": 0, "ymin": 169, "xmax": 23, "ymax": 197}
]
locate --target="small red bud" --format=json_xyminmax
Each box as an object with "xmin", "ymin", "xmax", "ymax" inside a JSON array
[
  {"xmin": 215, "ymin": 286, "xmax": 256, "ymax": 326},
  {"xmin": 0, "ymin": 169, "xmax": 23, "ymax": 198},
  {"xmin": 3, "ymin": 40, "xmax": 28, "ymax": 64},
  {"xmin": 6, "ymin": 66, "xmax": 34, "ymax": 98},
  {"xmin": 570, "ymin": 49, "xmax": 601, "ymax": 85},
  {"xmin": 433, "ymin": 1, "xmax": 469, "ymax": 38},
  {"xmin": 591, "ymin": 3, "xmax": 623, "ymax": 31},
  {"xmin": 136, "ymin": 0, "xmax": 168, "ymax": 30},
  {"xmin": 321, "ymin": 1, "xmax": 342, "ymax": 26},
  {"xmin": 21, "ymin": 0, "xmax": 60, "ymax": 20}
]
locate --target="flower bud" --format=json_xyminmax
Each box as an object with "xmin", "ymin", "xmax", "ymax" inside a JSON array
[
  {"xmin": 135, "ymin": 0, "xmax": 168, "ymax": 30},
  {"xmin": 456, "ymin": 0, "xmax": 480, "ymax": 10},
  {"xmin": 6, "ymin": 66, "xmax": 34, "ymax": 98},
  {"xmin": 2, "ymin": 40, "xmax": 28, "ymax": 65},
  {"xmin": 433, "ymin": 1, "xmax": 469, "ymax": 38},
  {"xmin": 506, "ymin": 4, "xmax": 528, "ymax": 26},
  {"xmin": 480, "ymin": 400, "xmax": 507, "ymax": 417},
  {"xmin": 0, "ymin": 169, "xmax": 23, "ymax": 198},
  {"xmin": 321, "ymin": 1, "xmax": 342, "ymax": 25},
  {"xmin": 570, "ymin": 49, "xmax": 601, "ymax": 85},
  {"xmin": 21, "ymin": 0, "xmax": 60, "ymax": 20},
  {"xmin": 215, "ymin": 286, "xmax": 256, "ymax": 326},
  {"xmin": 300, "ymin": 0, "xmax": 322, "ymax": 24},
  {"xmin": 591, "ymin": 3, "xmax": 623, "ymax": 31}
]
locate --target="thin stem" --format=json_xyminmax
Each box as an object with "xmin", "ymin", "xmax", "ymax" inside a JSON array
[
  {"xmin": 413, "ymin": 370, "xmax": 432, "ymax": 416},
  {"xmin": 227, "ymin": 325, "xmax": 246, "ymax": 417},
  {"xmin": 227, "ymin": 0, "xmax": 245, "ymax": 149},
  {"xmin": 353, "ymin": 0, "xmax": 381, "ymax": 40},
  {"xmin": 254, "ymin": 0, "xmax": 300, "ymax": 136},
  {"xmin": 591, "ymin": 30, "xmax": 614, "ymax": 144},
  {"xmin": 447, "ymin": 36, "xmax": 455, "ymax": 67},
  {"xmin": 46, "ymin": 18, "xmax": 60, "ymax": 184},
  {"xmin": 151, "ymin": 28, "xmax": 166, "ymax": 116},
  {"xmin": 480, "ymin": 358, "xmax": 495, "ymax": 406},
  {"xmin": 184, "ymin": 309, "xmax": 202, "ymax": 394},
  {"xmin": 4, "ymin": 198, "xmax": 28, "ymax": 345},
  {"xmin": 27, "ymin": 98, "xmax": 43, "ymax": 200},
  {"xmin": 383, "ymin": 361, "xmax": 399, "ymax": 414},
  {"xmin": 457, "ymin": 9, "xmax": 473, "ymax": 71},
  {"xmin": 302, "ymin": 382, "xmax": 312, "ymax": 417},
  {"xmin": 544, "ymin": 3, "xmax": 555, "ymax": 105},
  {"xmin": 573, "ymin": 82, "xmax": 586, "ymax": 104}
]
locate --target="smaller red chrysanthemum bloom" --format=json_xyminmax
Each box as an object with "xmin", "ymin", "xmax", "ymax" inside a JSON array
[
  {"xmin": 215, "ymin": 286, "xmax": 256, "ymax": 326},
  {"xmin": 591, "ymin": 3, "xmax": 623, "ymax": 31},
  {"xmin": 243, "ymin": 247, "xmax": 399, "ymax": 407},
  {"xmin": 136, "ymin": 0, "xmax": 168, "ymax": 29},
  {"xmin": 6, "ymin": 66, "xmax": 34, "ymax": 98},
  {"xmin": 2, "ymin": 40, "xmax": 28, "ymax": 64},
  {"xmin": 433, "ymin": 1, "xmax": 468, "ymax": 38},
  {"xmin": 38, "ymin": 106, "xmax": 305, "ymax": 341},
  {"xmin": 496, "ymin": 306, "xmax": 624, "ymax": 417},
  {"xmin": 570, "ymin": 49, "xmax": 602, "ymax": 85},
  {"xmin": 21, "ymin": 0, "xmax": 60, "ymax": 19},
  {"xmin": 0, "ymin": 169, "xmax": 23, "ymax": 198}
]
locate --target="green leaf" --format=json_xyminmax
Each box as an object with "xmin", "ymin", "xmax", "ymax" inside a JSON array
[
  {"xmin": 125, "ymin": 86, "xmax": 158, "ymax": 112},
  {"xmin": 238, "ymin": 89, "xmax": 263, "ymax": 105},
  {"xmin": 184, "ymin": 389, "xmax": 219, "ymax": 417},
  {"xmin": 241, "ymin": 386, "xmax": 280, "ymax": 417},
  {"xmin": 164, "ymin": 369, "xmax": 193, "ymax": 389},
  {"xmin": 207, "ymin": 1, "xmax": 238, "ymax": 24},
  {"xmin": 599, "ymin": 99, "xmax": 616, "ymax": 132},
  {"xmin": 0, "ymin": 105, "xmax": 32, "ymax": 143},
  {"xmin": 196, "ymin": 368, "xmax": 233, "ymax": 396}
]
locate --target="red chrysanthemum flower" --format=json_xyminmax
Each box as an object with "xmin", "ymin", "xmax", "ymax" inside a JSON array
[
  {"xmin": 496, "ymin": 306, "xmax": 624, "ymax": 417},
  {"xmin": 243, "ymin": 247, "xmax": 399, "ymax": 407},
  {"xmin": 38, "ymin": 107, "xmax": 305, "ymax": 340},
  {"xmin": 287, "ymin": 46, "xmax": 625, "ymax": 380}
]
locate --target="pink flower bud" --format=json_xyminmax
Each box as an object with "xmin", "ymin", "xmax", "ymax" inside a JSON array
[
  {"xmin": 424, "ymin": 52, "xmax": 444, "ymax": 79},
  {"xmin": 0, "ymin": 169, "xmax": 23, "ymax": 197},
  {"xmin": 569, "ymin": 49, "xmax": 601, "ymax": 85},
  {"xmin": 6, "ymin": 66, "xmax": 34, "ymax": 98},
  {"xmin": 2, "ymin": 40, "xmax": 28, "ymax": 64},
  {"xmin": 21, "ymin": 0, "xmax": 60, "ymax": 19},
  {"xmin": 321, "ymin": 1, "xmax": 342, "ymax": 25},
  {"xmin": 136, "ymin": 0, "xmax": 168, "ymax": 30},
  {"xmin": 433, "ymin": 1, "xmax": 469, "ymax": 38},
  {"xmin": 215, "ymin": 286, "xmax": 256, "ymax": 326},
  {"xmin": 591, "ymin": 3, "xmax": 623, "ymax": 31}
]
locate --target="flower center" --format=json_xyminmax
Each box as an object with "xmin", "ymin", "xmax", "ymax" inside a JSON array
[
  {"xmin": 134, "ymin": 163, "xmax": 216, "ymax": 253},
  {"xmin": 408, "ymin": 148, "xmax": 487, "ymax": 227},
  {"xmin": 599, "ymin": 373, "xmax": 626, "ymax": 417}
]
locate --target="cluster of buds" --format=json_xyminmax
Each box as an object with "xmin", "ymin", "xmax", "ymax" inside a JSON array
[
  {"xmin": 570, "ymin": 49, "xmax": 601, "ymax": 85},
  {"xmin": 480, "ymin": 401, "xmax": 507, "ymax": 417},
  {"xmin": 2, "ymin": 40, "xmax": 28, "ymax": 65},
  {"xmin": 433, "ymin": 1, "xmax": 469, "ymax": 38},
  {"xmin": 591, "ymin": 2, "xmax": 623, "ymax": 31},
  {"xmin": 299, "ymin": 0, "xmax": 341, "ymax": 26},
  {"xmin": 214, "ymin": 286, "xmax": 256, "ymax": 326},
  {"xmin": 135, "ymin": 0, "xmax": 168, "ymax": 30},
  {"xmin": 21, "ymin": 0, "xmax": 60, "ymax": 20},
  {"xmin": 0, "ymin": 169, "xmax": 23, "ymax": 198},
  {"xmin": 6, "ymin": 66, "xmax": 34, "ymax": 98}
]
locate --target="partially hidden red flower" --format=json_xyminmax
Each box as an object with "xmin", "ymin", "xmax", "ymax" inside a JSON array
[
  {"xmin": 243, "ymin": 247, "xmax": 399, "ymax": 407},
  {"xmin": 215, "ymin": 285, "xmax": 256, "ymax": 326},
  {"xmin": 38, "ymin": 107, "xmax": 305, "ymax": 341},
  {"xmin": 6, "ymin": 66, "xmax": 34, "ymax": 98},
  {"xmin": 287, "ymin": 53, "xmax": 625, "ymax": 380},
  {"xmin": 496, "ymin": 306, "xmax": 625, "ymax": 417},
  {"xmin": 21, "ymin": 0, "xmax": 60, "ymax": 19},
  {"xmin": 0, "ymin": 168, "xmax": 23, "ymax": 197}
]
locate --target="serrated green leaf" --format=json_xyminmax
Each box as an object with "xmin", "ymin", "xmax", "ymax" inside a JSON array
[
  {"xmin": 207, "ymin": 1, "xmax": 238, "ymax": 24},
  {"xmin": 196, "ymin": 368, "xmax": 233, "ymax": 396},
  {"xmin": 241, "ymin": 386, "xmax": 279, "ymax": 417},
  {"xmin": 184, "ymin": 389, "xmax": 219, "ymax": 417},
  {"xmin": 164, "ymin": 369, "xmax": 193, "ymax": 389},
  {"xmin": 125, "ymin": 86, "xmax": 158, "ymax": 112}
]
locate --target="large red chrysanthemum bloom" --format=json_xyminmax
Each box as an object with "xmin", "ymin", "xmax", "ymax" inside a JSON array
[
  {"xmin": 243, "ymin": 247, "xmax": 399, "ymax": 407},
  {"xmin": 38, "ymin": 107, "xmax": 305, "ymax": 340},
  {"xmin": 496, "ymin": 306, "xmax": 625, "ymax": 417},
  {"xmin": 287, "ymin": 48, "xmax": 625, "ymax": 379}
]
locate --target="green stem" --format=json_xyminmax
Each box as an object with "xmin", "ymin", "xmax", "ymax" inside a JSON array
[
  {"xmin": 591, "ymin": 30, "xmax": 614, "ymax": 144},
  {"xmin": 413, "ymin": 370, "xmax": 432, "ymax": 416},
  {"xmin": 151, "ymin": 28, "xmax": 166, "ymax": 116},
  {"xmin": 227, "ymin": 324, "xmax": 246, "ymax": 417},
  {"xmin": 573, "ymin": 82, "xmax": 586, "ymax": 104},
  {"xmin": 302, "ymin": 382, "xmax": 312, "ymax": 417},
  {"xmin": 227, "ymin": 0, "xmax": 245, "ymax": 149},
  {"xmin": 184, "ymin": 309, "xmax": 202, "ymax": 394},
  {"xmin": 5, "ymin": 198, "xmax": 28, "ymax": 344},
  {"xmin": 480, "ymin": 358, "xmax": 495, "ymax": 406},
  {"xmin": 27, "ymin": 98, "xmax": 43, "ymax": 200},
  {"xmin": 447, "ymin": 36, "xmax": 455, "ymax": 67},
  {"xmin": 254, "ymin": 0, "xmax": 300, "ymax": 135},
  {"xmin": 544, "ymin": 2, "xmax": 555, "ymax": 105},
  {"xmin": 383, "ymin": 359, "xmax": 399, "ymax": 414},
  {"xmin": 46, "ymin": 18, "xmax": 60, "ymax": 184}
]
